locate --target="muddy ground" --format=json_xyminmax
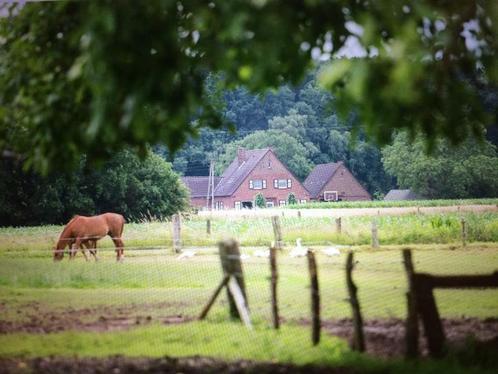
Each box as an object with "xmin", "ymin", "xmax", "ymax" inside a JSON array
[
  {"xmin": 1, "ymin": 303, "xmax": 497, "ymax": 359},
  {"xmin": 0, "ymin": 356, "xmax": 357, "ymax": 374}
]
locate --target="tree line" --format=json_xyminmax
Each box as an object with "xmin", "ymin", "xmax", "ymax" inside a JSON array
[{"xmin": 0, "ymin": 150, "xmax": 189, "ymax": 226}]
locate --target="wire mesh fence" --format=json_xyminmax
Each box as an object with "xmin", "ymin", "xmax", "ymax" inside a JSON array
[{"xmin": 0, "ymin": 213, "xmax": 497, "ymax": 360}]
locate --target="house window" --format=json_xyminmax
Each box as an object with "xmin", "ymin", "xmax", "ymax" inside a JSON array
[
  {"xmin": 250, "ymin": 179, "xmax": 266, "ymax": 190},
  {"xmin": 215, "ymin": 201, "xmax": 224, "ymax": 210},
  {"xmin": 300, "ymin": 199, "xmax": 307, "ymax": 204},
  {"xmin": 279, "ymin": 200, "xmax": 286, "ymax": 206},
  {"xmin": 266, "ymin": 201, "xmax": 274, "ymax": 208},
  {"xmin": 235, "ymin": 201, "xmax": 241, "ymax": 210},
  {"xmin": 324, "ymin": 191, "xmax": 338, "ymax": 201},
  {"xmin": 274, "ymin": 179, "xmax": 289, "ymax": 189}
]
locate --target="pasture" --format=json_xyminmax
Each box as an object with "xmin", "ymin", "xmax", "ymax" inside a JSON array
[{"xmin": 1, "ymin": 211, "xmax": 498, "ymax": 372}]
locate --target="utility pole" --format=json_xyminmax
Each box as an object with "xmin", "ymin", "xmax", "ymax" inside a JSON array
[
  {"xmin": 211, "ymin": 161, "xmax": 215, "ymax": 211},
  {"xmin": 206, "ymin": 161, "xmax": 212, "ymax": 210}
]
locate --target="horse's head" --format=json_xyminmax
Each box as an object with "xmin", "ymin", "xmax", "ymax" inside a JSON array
[
  {"xmin": 53, "ymin": 246, "xmax": 64, "ymax": 261},
  {"xmin": 53, "ymin": 236, "xmax": 73, "ymax": 261}
]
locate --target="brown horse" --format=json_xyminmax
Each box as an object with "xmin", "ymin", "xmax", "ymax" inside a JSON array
[{"xmin": 54, "ymin": 213, "xmax": 125, "ymax": 262}]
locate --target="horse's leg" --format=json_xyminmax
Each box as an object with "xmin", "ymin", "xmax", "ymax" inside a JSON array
[
  {"xmin": 76, "ymin": 238, "xmax": 89, "ymax": 261},
  {"xmin": 89, "ymin": 240, "xmax": 99, "ymax": 262},
  {"xmin": 112, "ymin": 237, "xmax": 124, "ymax": 262},
  {"xmin": 69, "ymin": 242, "xmax": 77, "ymax": 260}
]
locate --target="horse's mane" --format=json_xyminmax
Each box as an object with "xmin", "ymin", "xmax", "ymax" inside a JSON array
[{"xmin": 57, "ymin": 215, "xmax": 80, "ymax": 243}]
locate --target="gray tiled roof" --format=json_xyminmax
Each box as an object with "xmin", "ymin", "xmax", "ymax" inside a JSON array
[
  {"xmin": 303, "ymin": 162, "xmax": 341, "ymax": 198},
  {"xmin": 214, "ymin": 148, "xmax": 270, "ymax": 197},
  {"xmin": 384, "ymin": 189, "xmax": 420, "ymax": 201},
  {"xmin": 181, "ymin": 176, "xmax": 222, "ymax": 198}
]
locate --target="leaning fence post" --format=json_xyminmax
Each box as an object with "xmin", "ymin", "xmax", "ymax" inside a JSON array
[
  {"xmin": 307, "ymin": 249, "xmax": 320, "ymax": 345},
  {"xmin": 346, "ymin": 252, "xmax": 365, "ymax": 352},
  {"xmin": 172, "ymin": 213, "xmax": 182, "ymax": 253},
  {"xmin": 461, "ymin": 218, "xmax": 467, "ymax": 247},
  {"xmin": 335, "ymin": 217, "xmax": 342, "ymax": 234},
  {"xmin": 269, "ymin": 246, "xmax": 279, "ymax": 329},
  {"xmin": 403, "ymin": 249, "xmax": 419, "ymax": 359},
  {"xmin": 219, "ymin": 239, "xmax": 248, "ymax": 321},
  {"xmin": 271, "ymin": 215, "xmax": 283, "ymax": 250},
  {"xmin": 371, "ymin": 220, "xmax": 379, "ymax": 248},
  {"xmin": 297, "ymin": 210, "xmax": 302, "ymax": 219}
]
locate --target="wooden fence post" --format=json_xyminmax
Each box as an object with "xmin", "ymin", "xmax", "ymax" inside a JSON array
[
  {"xmin": 416, "ymin": 276, "xmax": 445, "ymax": 358},
  {"xmin": 206, "ymin": 219, "xmax": 211, "ymax": 235},
  {"xmin": 271, "ymin": 216, "xmax": 283, "ymax": 250},
  {"xmin": 346, "ymin": 252, "xmax": 365, "ymax": 352},
  {"xmin": 402, "ymin": 249, "xmax": 419, "ymax": 359},
  {"xmin": 371, "ymin": 220, "xmax": 379, "ymax": 248},
  {"xmin": 199, "ymin": 275, "xmax": 230, "ymax": 320},
  {"xmin": 297, "ymin": 210, "xmax": 301, "ymax": 219},
  {"xmin": 172, "ymin": 213, "xmax": 181, "ymax": 253},
  {"xmin": 270, "ymin": 246, "xmax": 279, "ymax": 329},
  {"xmin": 461, "ymin": 218, "xmax": 467, "ymax": 247},
  {"xmin": 335, "ymin": 217, "xmax": 342, "ymax": 234},
  {"xmin": 307, "ymin": 249, "xmax": 320, "ymax": 345},
  {"xmin": 219, "ymin": 239, "xmax": 248, "ymax": 320}
]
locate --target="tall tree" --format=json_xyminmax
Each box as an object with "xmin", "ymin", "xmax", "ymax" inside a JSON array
[
  {"xmin": 217, "ymin": 130, "xmax": 314, "ymax": 180},
  {"xmin": 1, "ymin": 1, "xmax": 496, "ymax": 173},
  {"xmin": 382, "ymin": 133, "xmax": 498, "ymax": 198}
]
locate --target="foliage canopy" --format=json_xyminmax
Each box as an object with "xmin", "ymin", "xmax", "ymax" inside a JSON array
[{"xmin": 0, "ymin": 1, "xmax": 496, "ymax": 173}]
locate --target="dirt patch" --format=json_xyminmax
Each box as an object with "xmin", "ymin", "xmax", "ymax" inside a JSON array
[
  {"xmin": 320, "ymin": 317, "xmax": 498, "ymax": 358},
  {"xmin": 0, "ymin": 303, "xmax": 191, "ymax": 334},
  {"xmin": 0, "ymin": 356, "xmax": 352, "ymax": 374}
]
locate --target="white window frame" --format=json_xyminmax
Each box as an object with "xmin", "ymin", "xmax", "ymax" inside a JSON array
[
  {"xmin": 250, "ymin": 179, "xmax": 266, "ymax": 190},
  {"xmin": 235, "ymin": 201, "xmax": 241, "ymax": 210},
  {"xmin": 287, "ymin": 179, "xmax": 292, "ymax": 188},
  {"xmin": 279, "ymin": 200, "xmax": 286, "ymax": 206},
  {"xmin": 275, "ymin": 179, "xmax": 288, "ymax": 189},
  {"xmin": 323, "ymin": 191, "xmax": 338, "ymax": 201},
  {"xmin": 299, "ymin": 199, "xmax": 307, "ymax": 204},
  {"xmin": 266, "ymin": 201, "xmax": 274, "ymax": 208}
]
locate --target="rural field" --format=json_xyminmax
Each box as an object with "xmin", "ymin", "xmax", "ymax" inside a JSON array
[{"xmin": 1, "ymin": 209, "xmax": 498, "ymax": 372}]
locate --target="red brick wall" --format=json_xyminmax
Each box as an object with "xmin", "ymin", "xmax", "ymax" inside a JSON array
[
  {"xmin": 215, "ymin": 150, "xmax": 310, "ymax": 209},
  {"xmin": 319, "ymin": 165, "xmax": 371, "ymax": 201},
  {"xmin": 190, "ymin": 197, "xmax": 207, "ymax": 209}
]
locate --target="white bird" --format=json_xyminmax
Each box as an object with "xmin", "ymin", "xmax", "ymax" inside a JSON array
[
  {"xmin": 322, "ymin": 246, "xmax": 341, "ymax": 256},
  {"xmin": 177, "ymin": 250, "xmax": 196, "ymax": 259},
  {"xmin": 253, "ymin": 249, "xmax": 270, "ymax": 258},
  {"xmin": 289, "ymin": 238, "xmax": 308, "ymax": 258}
]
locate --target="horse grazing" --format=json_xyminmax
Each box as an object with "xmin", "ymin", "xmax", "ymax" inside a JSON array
[{"xmin": 54, "ymin": 213, "xmax": 125, "ymax": 262}]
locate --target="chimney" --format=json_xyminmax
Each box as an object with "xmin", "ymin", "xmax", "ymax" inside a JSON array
[{"xmin": 237, "ymin": 148, "xmax": 247, "ymax": 164}]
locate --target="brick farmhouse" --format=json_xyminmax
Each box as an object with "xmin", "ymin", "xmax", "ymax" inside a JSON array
[
  {"xmin": 303, "ymin": 162, "xmax": 371, "ymax": 201},
  {"xmin": 182, "ymin": 148, "xmax": 309, "ymax": 209},
  {"xmin": 182, "ymin": 149, "xmax": 371, "ymax": 209}
]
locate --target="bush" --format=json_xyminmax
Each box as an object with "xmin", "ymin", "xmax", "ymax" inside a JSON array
[
  {"xmin": 287, "ymin": 193, "xmax": 297, "ymax": 205},
  {"xmin": 255, "ymin": 193, "xmax": 266, "ymax": 208}
]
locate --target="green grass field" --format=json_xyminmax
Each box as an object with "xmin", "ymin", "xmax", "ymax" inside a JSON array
[
  {"xmin": 1, "ymin": 212, "xmax": 498, "ymax": 253},
  {"xmin": 286, "ymin": 198, "xmax": 498, "ymax": 209},
  {"xmin": 1, "ymin": 213, "xmax": 497, "ymax": 372}
]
